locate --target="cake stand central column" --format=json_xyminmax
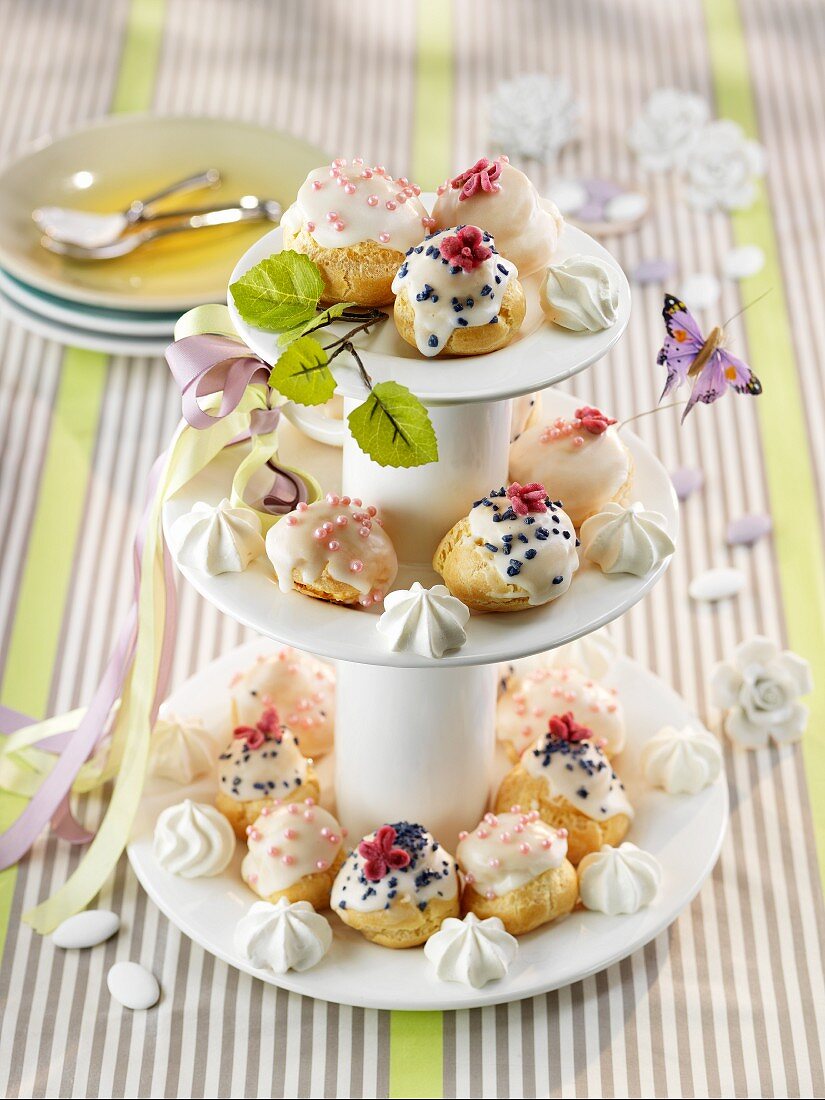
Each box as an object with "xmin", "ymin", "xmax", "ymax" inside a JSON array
[
  {"xmin": 341, "ymin": 396, "xmax": 513, "ymax": 566},
  {"xmin": 334, "ymin": 396, "xmax": 512, "ymax": 845}
]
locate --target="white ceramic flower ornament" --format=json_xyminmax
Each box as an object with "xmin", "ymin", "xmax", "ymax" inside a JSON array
[
  {"xmin": 627, "ymin": 88, "xmax": 709, "ymax": 171},
  {"xmin": 710, "ymin": 635, "xmax": 812, "ymax": 748},
  {"xmin": 488, "ymin": 74, "xmax": 581, "ymax": 163},
  {"xmin": 682, "ymin": 120, "xmax": 766, "ymax": 212}
]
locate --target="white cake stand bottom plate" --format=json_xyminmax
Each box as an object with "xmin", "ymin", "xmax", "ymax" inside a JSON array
[{"xmin": 127, "ymin": 638, "xmax": 728, "ymax": 1011}]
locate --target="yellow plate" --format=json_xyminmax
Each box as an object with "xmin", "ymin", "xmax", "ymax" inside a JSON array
[{"xmin": 0, "ymin": 115, "xmax": 326, "ymax": 312}]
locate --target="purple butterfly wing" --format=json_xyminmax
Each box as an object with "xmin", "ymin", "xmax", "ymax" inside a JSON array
[
  {"xmin": 681, "ymin": 348, "xmax": 762, "ymax": 422},
  {"xmin": 658, "ymin": 294, "xmax": 705, "ymax": 400}
]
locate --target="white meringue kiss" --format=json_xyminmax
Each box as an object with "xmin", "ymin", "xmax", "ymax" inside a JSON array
[
  {"xmin": 580, "ymin": 502, "xmax": 674, "ymax": 577},
  {"xmin": 424, "ymin": 913, "xmax": 518, "ymax": 989},
  {"xmin": 578, "ymin": 843, "xmax": 661, "ymax": 915},
  {"xmin": 641, "ymin": 725, "xmax": 723, "ymax": 795},
  {"xmin": 234, "ymin": 899, "xmax": 332, "ymax": 974},
  {"xmin": 541, "ymin": 254, "xmax": 621, "ymax": 333},
  {"xmin": 376, "ymin": 582, "xmax": 470, "ymax": 658},
  {"xmin": 153, "ymin": 799, "xmax": 235, "ymax": 878},
  {"xmin": 149, "ymin": 713, "xmax": 216, "ymax": 784},
  {"xmin": 170, "ymin": 498, "xmax": 265, "ymax": 576}
]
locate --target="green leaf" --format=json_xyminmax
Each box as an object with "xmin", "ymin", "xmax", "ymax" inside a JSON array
[
  {"xmin": 269, "ymin": 337, "xmax": 336, "ymax": 406},
  {"xmin": 229, "ymin": 251, "xmax": 324, "ymax": 332},
  {"xmin": 347, "ymin": 381, "xmax": 438, "ymax": 468},
  {"xmin": 277, "ymin": 302, "xmax": 354, "ymax": 347}
]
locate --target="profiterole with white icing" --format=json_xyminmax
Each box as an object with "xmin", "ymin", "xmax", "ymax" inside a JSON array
[{"xmin": 280, "ymin": 158, "xmax": 431, "ymax": 306}]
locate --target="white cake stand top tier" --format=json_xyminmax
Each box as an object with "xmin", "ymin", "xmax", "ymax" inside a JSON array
[
  {"xmin": 227, "ymin": 220, "xmax": 630, "ymax": 406},
  {"xmin": 163, "ymin": 391, "xmax": 678, "ymax": 669}
]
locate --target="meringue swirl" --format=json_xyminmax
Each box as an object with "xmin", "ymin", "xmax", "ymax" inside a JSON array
[
  {"xmin": 541, "ymin": 254, "xmax": 621, "ymax": 333},
  {"xmin": 580, "ymin": 502, "xmax": 675, "ymax": 577},
  {"xmin": 424, "ymin": 913, "xmax": 518, "ymax": 988},
  {"xmin": 376, "ymin": 582, "xmax": 470, "ymax": 658},
  {"xmin": 153, "ymin": 799, "xmax": 236, "ymax": 878},
  {"xmin": 234, "ymin": 898, "xmax": 332, "ymax": 974},
  {"xmin": 577, "ymin": 843, "xmax": 661, "ymax": 915},
  {"xmin": 641, "ymin": 725, "xmax": 723, "ymax": 794}
]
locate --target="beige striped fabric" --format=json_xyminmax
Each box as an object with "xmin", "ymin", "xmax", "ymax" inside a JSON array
[{"xmin": 1, "ymin": 1, "xmax": 824, "ymax": 1096}]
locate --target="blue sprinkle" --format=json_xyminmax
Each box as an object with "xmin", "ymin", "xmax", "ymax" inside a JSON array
[
  {"xmin": 457, "ymin": 317, "xmax": 468, "ymax": 326},
  {"xmin": 427, "ymin": 334, "xmax": 438, "ymax": 348},
  {"xmin": 525, "ymin": 548, "xmax": 537, "ymax": 560},
  {"xmin": 431, "ymin": 294, "xmax": 438, "ymax": 302},
  {"xmin": 507, "ymin": 560, "xmax": 522, "ymax": 577},
  {"xmin": 517, "ymin": 533, "xmax": 528, "ymax": 543},
  {"xmin": 415, "ymin": 283, "xmax": 434, "ymax": 302},
  {"xmin": 497, "ymin": 263, "xmax": 508, "ymax": 275},
  {"xmin": 465, "ymin": 297, "xmax": 474, "ymax": 307},
  {"xmin": 480, "ymin": 284, "xmax": 492, "ymax": 296},
  {"xmin": 552, "ymin": 575, "xmax": 564, "ymax": 585},
  {"xmin": 489, "ymin": 316, "xmax": 498, "ymax": 323},
  {"xmin": 484, "ymin": 542, "xmax": 498, "ymax": 553},
  {"xmin": 535, "ymin": 527, "xmax": 549, "ymax": 540},
  {"xmin": 495, "ymin": 275, "xmax": 501, "ymax": 285},
  {"xmin": 525, "ymin": 516, "xmax": 536, "ymax": 525},
  {"xmin": 449, "ymin": 265, "xmax": 462, "ymax": 274}
]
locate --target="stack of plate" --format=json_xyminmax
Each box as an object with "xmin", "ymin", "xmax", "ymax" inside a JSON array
[{"xmin": 0, "ymin": 116, "xmax": 326, "ymax": 355}]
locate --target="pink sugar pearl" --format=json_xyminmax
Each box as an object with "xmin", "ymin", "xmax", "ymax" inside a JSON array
[
  {"xmin": 489, "ymin": 858, "xmax": 501, "ymax": 868},
  {"xmin": 358, "ymin": 526, "xmax": 370, "ymax": 538},
  {"xmin": 287, "ymin": 803, "xmax": 300, "ymax": 815},
  {"xmin": 485, "ymin": 890, "xmax": 496, "ymax": 900},
  {"xmin": 306, "ymin": 221, "xmax": 316, "ymax": 232},
  {"xmin": 519, "ymin": 843, "xmax": 531, "ymax": 854},
  {"xmin": 316, "ymin": 859, "xmax": 329, "ymax": 871},
  {"xmin": 282, "ymin": 854, "xmax": 295, "ymax": 866},
  {"xmin": 296, "ymin": 502, "xmax": 308, "ymax": 512},
  {"xmin": 327, "ymin": 833, "xmax": 339, "ymax": 844},
  {"xmin": 385, "ymin": 200, "xmax": 397, "ymax": 211},
  {"xmin": 284, "ymin": 828, "xmax": 298, "ymax": 840},
  {"xmin": 335, "ymin": 514, "xmax": 349, "ymax": 526},
  {"xmin": 573, "ymin": 436, "xmax": 585, "ymax": 448},
  {"xmin": 344, "ymin": 183, "xmax": 356, "ymax": 195},
  {"xmin": 326, "ymin": 211, "xmax": 339, "ymax": 221},
  {"xmin": 311, "ymin": 180, "xmax": 323, "ymax": 191},
  {"xmin": 458, "ymin": 830, "xmax": 468, "ymax": 841},
  {"xmin": 267, "ymin": 845, "xmax": 280, "ymax": 857},
  {"xmin": 285, "ymin": 515, "xmax": 298, "ymax": 526},
  {"xmin": 334, "ymin": 220, "xmax": 345, "ymax": 231},
  {"xmin": 320, "ymin": 827, "xmax": 330, "ymax": 837},
  {"xmin": 378, "ymin": 232, "xmax": 390, "ymax": 243},
  {"xmin": 367, "ymin": 194, "xmax": 379, "ymax": 206},
  {"xmin": 349, "ymin": 559, "xmax": 364, "ymax": 573},
  {"xmin": 327, "ymin": 540, "xmax": 341, "ymax": 551}
]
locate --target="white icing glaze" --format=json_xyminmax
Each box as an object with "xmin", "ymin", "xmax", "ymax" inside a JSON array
[
  {"xmin": 456, "ymin": 810, "xmax": 568, "ymax": 899},
  {"xmin": 281, "ymin": 157, "xmax": 430, "ymax": 252},
  {"xmin": 580, "ymin": 501, "xmax": 675, "ymax": 577},
  {"xmin": 509, "ymin": 410, "xmax": 631, "ymax": 529},
  {"xmin": 149, "ymin": 712, "xmax": 216, "ymax": 784},
  {"xmin": 391, "ymin": 226, "xmax": 517, "ymax": 357},
  {"xmin": 541, "ymin": 254, "xmax": 621, "ymax": 332},
  {"xmin": 218, "ymin": 714, "xmax": 310, "ymax": 803},
  {"xmin": 424, "ymin": 913, "xmax": 518, "ymax": 988},
  {"xmin": 577, "ymin": 843, "xmax": 661, "ymax": 915},
  {"xmin": 170, "ymin": 498, "xmax": 264, "ymax": 576},
  {"xmin": 266, "ymin": 492, "xmax": 398, "ymax": 607},
  {"xmin": 51, "ymin": 909, "xmax": 120, "ymax": 949},
  {"xmin": 331, "ymin": 823, "xmax": 458, "ymax": 916},
  {"xmin": 497, "ymin": 664, "xmax": 625, "ymax": 758},
  {"xmin": 229, "ymin": 647, "xmax": 335, "ymax": 758},
  {"xmin": 641, "ymin": 724, "xmax": 723, "ymax": 795},
  {"xmin": 465, "ymin": 486, "xmax": 579, "ymax": 606},
  {"xmin": 376, "ymin": 582, "xmax": 470, "ymax": 658},
  {"xmin": 431, "ymin": 158, "xmax": 563, "ymax": 276},
  {"xmin": 107, "ymin": 961, "xmax": 160, "ymax": 1010},
  {"xmin": 234, "ymin": 899, "xmax": 332, "ymax": 974},
  {"xmin": 153, "ymin": 800, "xmax": 235, "ymax": 878},
  {"xmin": 522, "ymin": 729, "xmax": 633, "ymax": 821},
  {"xmin": 241, "ymin": 799, "xmax": 344, "ymax": 896}
]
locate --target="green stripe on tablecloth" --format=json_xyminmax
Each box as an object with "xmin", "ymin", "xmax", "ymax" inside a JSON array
[
  {"xmin": 411, "ymin": 0, "xmax": 453, "ymax": 190},
  {"xmin": 112, "ymin": 0, "xmax": 166, "ymax": 114},
  {"xmin": 389, "ymin": 1012, "xmax": 444, "ymax": 1099},
  {"xmin": 386, "ymin": 2, "xmax": 452, "ymax": 1093},
  {"xmin": 704, "ymin": 0, "xmax": 825, "ymax": 876},
  {"xmin": 0, "ymin": 0, "xmax": 167, "ymax": 960}
]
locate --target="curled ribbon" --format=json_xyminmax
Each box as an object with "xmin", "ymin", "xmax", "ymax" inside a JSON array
[{"xmin": 0, "ymin": 306, "xmax": 318, "ymax": 932}]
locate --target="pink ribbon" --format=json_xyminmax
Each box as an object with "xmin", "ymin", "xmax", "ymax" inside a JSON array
[{"xmin": 0, "ymin": 329, "xmax": 303, "ymax": 870}]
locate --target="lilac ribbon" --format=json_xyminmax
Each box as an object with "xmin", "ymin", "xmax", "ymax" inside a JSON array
[{"xmin": 0, "ymin": 328, "xmax": 306, "ymax": 869}]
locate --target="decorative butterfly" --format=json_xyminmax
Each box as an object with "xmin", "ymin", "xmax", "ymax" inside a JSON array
[{"xmin": 657, "ymin": 294, "xmax": 762, "ymax": 421}]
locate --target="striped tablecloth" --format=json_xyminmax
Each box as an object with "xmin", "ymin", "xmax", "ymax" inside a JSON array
[{"xmin": 1, "ymin": 1, "xmax": 824, "ymax": 1096}]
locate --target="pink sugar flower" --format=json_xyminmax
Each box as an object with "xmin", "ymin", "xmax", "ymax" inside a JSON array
[
  {"xmin": 547, "ymin": 712, "xmax": 592, "ymax": 743},
  {"xmin": 358, "ymin": 825, "xmax": 411, "ymax": 882},
  {"xmin": 575, "ymin": 406, "xmax": 617, "ymax": 435},
  {"xmin": 233, "ymin": 704, "xmax": 283, "ymax": 750},
  {"xmin": 506, "ymin": 481, "xmax": 548, "ymax": 516},
  {"xmin": 450, "ymin": 157, "xmax": 502, "ymax": 201},
  {"xmin": 439, "ymin": 225, "xmax": 492, "ymax": 272}
]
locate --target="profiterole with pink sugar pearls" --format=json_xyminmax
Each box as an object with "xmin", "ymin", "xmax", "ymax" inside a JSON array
[
  {"xmin": 509, "ymin": 405, "xmax": 633, "ymax": 529},
  {"xmin": 280, "ymin": 157, "xmax": 432, "ymax": 306},
  {"xmin": 266, "ymin": 493, "xmax": 398, "ymax": 609}
]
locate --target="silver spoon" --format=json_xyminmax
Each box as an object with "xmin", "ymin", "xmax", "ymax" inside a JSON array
[
  {"xmin": 32, "ymin": 168, "xmax": 221, "ymax": 249},
  {"xmin": 40, "ymin": 198, "xmax": 281, "ymax": 260}
]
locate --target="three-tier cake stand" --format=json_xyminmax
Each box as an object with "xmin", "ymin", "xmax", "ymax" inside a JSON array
[{"xmin": 127, "ymin": 215, "xmax": 728, "ymax": 1010}]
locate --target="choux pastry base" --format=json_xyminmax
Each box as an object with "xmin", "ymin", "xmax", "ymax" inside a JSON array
[
  {"xmin": 283, "ymin": 225, "xmax": 402, "ymax": 307},
  {"xmin": 433, "ymin": 517, "xmax": 534, "ymax": 612},
  {"xmin": 461, "ymin": 860, "xmax": 578, "ymax": 936},
  {"xmin": 394, "ymin": 278, "xmax": 526, "ymax": 357},
  {"xmin": 276, "ymin": 564, "xmax": 363, "ymax": 607},
  {"xmin": 215, "ymin": 769, "xmax": 320, "ymax": 840},
  {"xmin": 336, "ymin": 894, "xmax": 460, "ymax": 949},
  {"xmin": 248, "ymin": 847, "xmax": 346, "ymax": 910},
  {"xmin": 495, "ymin": 765, "xmax": 631, "ymax": 865}
]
